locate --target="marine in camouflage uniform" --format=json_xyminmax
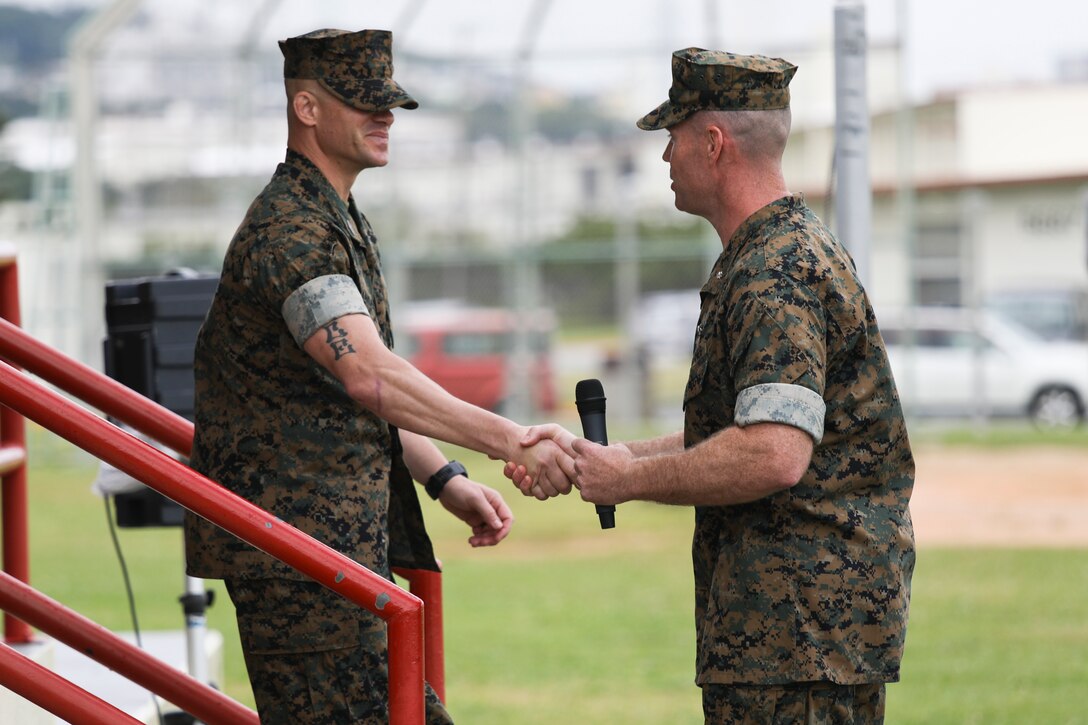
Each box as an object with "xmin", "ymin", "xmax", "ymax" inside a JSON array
[
  {"xmin": 527, "ymin": 49, "xmax": 915, "ymax": 724},
  {"xmin": 661, "ymin": 49, "xmax": 914, "ymax": 723},
  {"xmin": 184, "ymin": 28, "xmax": 549, "ymax": 724},
  {"xmin": 682, "ymin": 191, "xmax": 914, "ymax": 717},
  {"xmin": 186, "ymin": 144, "xmax": 449, "ymax": 722}
]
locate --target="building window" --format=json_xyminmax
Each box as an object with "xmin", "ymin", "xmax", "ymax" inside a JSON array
[{"xmin": 913, "ymin": 222, "xmax": 963, "ymax": 306}]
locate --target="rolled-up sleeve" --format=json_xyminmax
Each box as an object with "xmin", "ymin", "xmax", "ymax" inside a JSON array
[
  {"xmin": 281, "ymin": 274, "xmax": 369, "ymax": 347},
  {"xmin": 735, "ymin": 382, "xmax": 826, "ymax": 443}
]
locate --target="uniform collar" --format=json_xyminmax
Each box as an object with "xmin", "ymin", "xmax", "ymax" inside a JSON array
[
  {"xmin": 728, "ymin": 193, "xmax": 805, "ymax": 250},
  {"xmin": 282, "ymin": 149, "xmax": 363, "ymax": 244},
  {"xmin": 704, "ymin": 193, "xmax": 806, "ymax": 290}
]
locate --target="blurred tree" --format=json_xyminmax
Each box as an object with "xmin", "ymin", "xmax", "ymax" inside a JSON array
[
  {"xmin": 537, "ymin": 214, "xmax": 712, "ymax": 324},
  {"xmin": 0, "ymin": 161, "xmax": 32, "ymax": 201},
  {"xmin": 0, "ymin": 7, "xmax": 87, "ymax": 66},
  {"xmin": 464, "ymin": 94, "xmax": 629, "ymax": 145},
  {"xmin": 0, "ymin": 6, "xmax": 88, "ymax": 119}
]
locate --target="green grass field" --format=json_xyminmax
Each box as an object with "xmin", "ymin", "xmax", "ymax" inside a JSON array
[{"xmin": 19, "ymin": 426, "xmax": 1088, "ymax": 724}]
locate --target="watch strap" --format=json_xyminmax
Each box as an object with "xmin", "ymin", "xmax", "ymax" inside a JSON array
[{"xmin": 425, "ymin": 460, "xmax": 467, "ymax": 500}]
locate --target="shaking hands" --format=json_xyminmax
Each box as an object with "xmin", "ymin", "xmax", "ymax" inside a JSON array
[{"xmin": 504, "ymin": 423, "xmax": 577, "ymax": 499}]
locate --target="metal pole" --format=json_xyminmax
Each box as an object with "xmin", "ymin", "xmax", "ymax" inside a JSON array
[
  {"xmin": 68, "ymin": 0, "xmax": 141, "ymax": 365},
  {"xmin": 613, "ymin": 151, "xmax": 642, "ymax": 421},
  {"xmin": 506, "ymin": 0, "xmax": 553, "ymax": 421},
  {"xmin": 895, "ymin": 0, "xmax": 919, "ymax": 418},
  {"xmin": 704, "ymin": 0, "xmax": 720, "ymax": 48},
  {"xmin": 963, "ymin": 189, "xmax": 990, "ymax": 431},
  {"xmin": 833, "ymin": 3, "xmax": 872, "ymax": 287},
  {"xmin": 896, "ymin": 0, "xmax": 916, "ymax": 307},
  {"xmin": 181, "ymin": 575, "xmax": 209, "ymax": 684},
  {"xmin": 1083, "ymin": 187, "xmax": 1088, "ymax": 273}
]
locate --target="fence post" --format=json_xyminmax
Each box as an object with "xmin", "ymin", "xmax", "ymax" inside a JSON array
[
  {"xmin": 0, "ymin": 249, "xmax": 32, "ymax": 644},
  {"xmin": 396, "ymin": 565, "xmax": 445, "ymax": 703}
]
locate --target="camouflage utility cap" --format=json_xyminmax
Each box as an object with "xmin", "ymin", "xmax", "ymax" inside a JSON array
[
  {"xmin": 279, "ymin": 28, "xmax": 418, "ymax": 112},
  {"xmin": 637, "ymin": 48, "xmax": 796, "ymax": 131}
]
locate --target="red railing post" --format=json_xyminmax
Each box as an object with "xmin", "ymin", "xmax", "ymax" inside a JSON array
[
  {"xmin": 386, "ymin": 606, "xmax": 426, "ymax": 725},
  {"xmin": 0, "ymin": 249, "xmax": 32, "ymax": 644},
  {"xmin": 396, "ymin": 565, "xmax": 445, "ymax": 703}
]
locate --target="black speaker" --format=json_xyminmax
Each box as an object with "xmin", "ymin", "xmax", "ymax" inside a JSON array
[{"xmin": 103, "ymin": 270, "xmax": 217, "ymax": 527}]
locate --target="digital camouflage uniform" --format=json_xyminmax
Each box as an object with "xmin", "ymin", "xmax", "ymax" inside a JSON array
[
  {"xmin": 684, "ymin": 194, "xmax": 915, "ymax": 683},
  {"xmin": 184, "ymin": 29, "xmax": 450, "ymax": 724},
  {"xmin": 639, "ymin": 50, "xmax": 915, "ymax": 722},
  {"xmin": 700, "ymin": 681, "xmax": 886, "ymax": 725}
]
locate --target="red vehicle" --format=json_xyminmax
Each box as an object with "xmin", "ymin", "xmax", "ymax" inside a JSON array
[{"xmin": 396, "ymin": 302, "xmax": 557, "ymax": 413}]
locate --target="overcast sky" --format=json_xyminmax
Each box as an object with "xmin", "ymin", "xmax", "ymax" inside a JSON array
[{"xmin": 10, "ymin": 0, "xmax": 1088, "ymax": 105}]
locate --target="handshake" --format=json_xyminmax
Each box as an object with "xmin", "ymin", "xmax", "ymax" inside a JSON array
[
  {"xmin": 502, "ymin": 380, "xmax": 621, "ymax": 529},
  {"xmin": 503, "ymin": 422, "xmax": 579, "ymax": 500}
]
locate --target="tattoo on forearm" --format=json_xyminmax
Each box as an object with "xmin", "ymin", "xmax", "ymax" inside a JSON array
[{"xmin": 322, "ymin": 320, "xmax": 356, "ymax": 360}]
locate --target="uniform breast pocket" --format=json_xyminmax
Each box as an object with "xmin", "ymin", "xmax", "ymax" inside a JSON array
[
  {"xmin": 684, "ymin": 347, "xmax": 735, "ymax": 413},
  {"xmin": 685, "ymin": 291, "xmax": 725, "ymax": 398},
  {"xmin": 683, "ymin": 351, "xmax": 709, "ymax": 411},
  {"xmin": 682, "ymin": 312, "xmax": 736, "ymax": 423}
]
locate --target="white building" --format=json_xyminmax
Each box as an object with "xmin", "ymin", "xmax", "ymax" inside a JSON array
[{"xmin": 783, "ymin": 82, "xmax": 1088, "ymax": 309}]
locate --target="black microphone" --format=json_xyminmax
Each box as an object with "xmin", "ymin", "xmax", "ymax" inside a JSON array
[{"xmin": 575, "ymin": 378, "xmax": 616, "ymax": 529}]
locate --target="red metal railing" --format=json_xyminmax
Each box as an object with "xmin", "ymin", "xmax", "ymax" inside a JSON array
[
  {"xmin": 0, "ymin": 348, "xmax": 428, "ymax": 723},
  {"xmin": 0, "ymin": 315, "xmax": 447, "ymax": 702},
  {"xmin": 0, "ymin": 316, "xmax": 193, "ymax": 458},
  {"xmin": 0, "ymin": 253, "xmax": 445, "ymax": 723},
  {"xmin": 0, "ymin": 570, "xmax": 258, "ymax": 724},
  {"xmin": 0, "ymin": 641, "xmax": 144, "ymax": 725}
]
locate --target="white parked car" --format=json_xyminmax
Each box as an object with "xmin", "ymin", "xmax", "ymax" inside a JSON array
[
  {"xmin": 877, "ymin": 307, "xmax": 1088, "ymax": 428},
  {"xmin": 985, "ymin": 285, "xmax": 1088, "ymax": 342}
]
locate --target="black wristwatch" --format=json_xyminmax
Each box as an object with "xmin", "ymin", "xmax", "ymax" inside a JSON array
[{"xmin": 425, "ymin": 460, "xmax": 467, "ymax": 500}]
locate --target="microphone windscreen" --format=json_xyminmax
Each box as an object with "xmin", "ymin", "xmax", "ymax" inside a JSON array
[{"xmin": 575, "ymin": 378, "xmax": 604, "ymax": 402}]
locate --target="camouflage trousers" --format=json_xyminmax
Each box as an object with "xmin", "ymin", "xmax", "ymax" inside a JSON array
[
  {"xmin": 226, "ymin": 577, "xmax": 452, "ymax": 725},
  {"xmin": 701, "ymin": 682, "xmax": 885, "ymax": 725}
]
